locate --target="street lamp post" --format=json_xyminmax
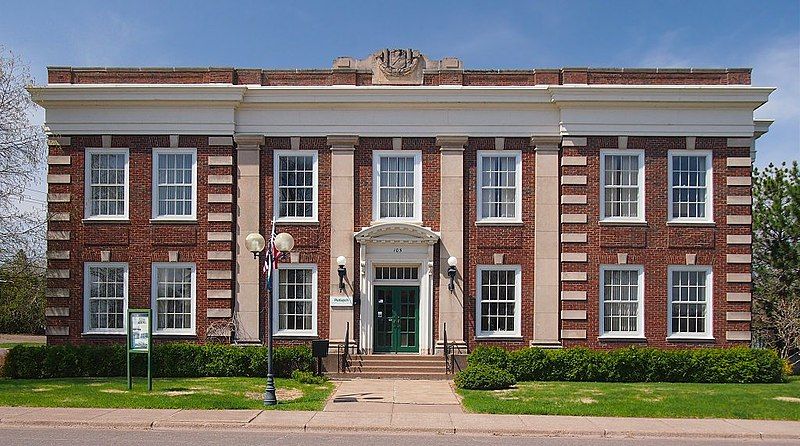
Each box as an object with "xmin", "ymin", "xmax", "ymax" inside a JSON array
[{"xmin": 245, "ymin": 231, "xmax": 295, "ymax": 406}]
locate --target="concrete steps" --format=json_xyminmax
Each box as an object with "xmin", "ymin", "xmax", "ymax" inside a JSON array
[{"xmin": 335, "ymin": 354, "xmax": 451, "ymax": 380}]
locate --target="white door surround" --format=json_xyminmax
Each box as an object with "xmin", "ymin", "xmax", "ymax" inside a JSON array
[{"xmin": 355, "ymin": 222, "xmax": 440, "ymax": 354}]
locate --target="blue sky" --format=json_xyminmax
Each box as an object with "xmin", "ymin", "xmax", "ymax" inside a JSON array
[{"xmin": 1, "ymin": 0, "xmax": 798, "ymax": 213}]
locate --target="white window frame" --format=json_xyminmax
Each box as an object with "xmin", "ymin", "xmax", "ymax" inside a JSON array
[
  {"xmin": 151, "ymin": 148, "xmax": 198, "ymax": 221},
  {"xmin": 83, "ymin": 262, "xmax": 129, "ymax": 335},
  {"xmin": 667, "ymin": 265, "xmax": 714, "ymax": 340},
  {"xmin": 476, "ymin": 150, "xmax": 523, "ymax": 223},
  {"xmin": 151, "ymin": 262, "xmax": 197, "ymax": 336},
  {"xmin": 599, "ymin": 265, "xmax": 645, "ymax": 339},
  {"xmin": 599, "ymin": 149, "xmax": 645, "ymax": 223},
  {"xmin": 272, "ymin": 263, "xmax": 318, "ymax": 337},
  {"xmin": 273, "ymin": 150, "xmax": 319, "ymax": 223},
  {"xmin": 371, "ymin": 150, "xmax": 423, "ymax": 223},
  {"xmin": 84, "ymin": 148, "xmax": 130, "ymax": 220},
  {"xmin": 475, "ymin": 264, "xmax": 522, "ymax": 338},
  {"xmin": 668, "ymin": 150, "xmax": 713, "ymax": 224}
]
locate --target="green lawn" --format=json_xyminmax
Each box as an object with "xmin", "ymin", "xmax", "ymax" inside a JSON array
[
  {"xmin": 0, "ymin": 377, "xmax": 334, "ymax": 411},
  {"xmin": 458, "ymin": 377, "xmax": 800, "ymax": 420},
  {"xmin": 0, "ymin": 342, "xmax": 40, "ymax": 349}
]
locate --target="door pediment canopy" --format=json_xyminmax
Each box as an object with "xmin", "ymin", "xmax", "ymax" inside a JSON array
[{"xmin": 354, "ymin": 222, "xmax": 440, "ymax": 246}]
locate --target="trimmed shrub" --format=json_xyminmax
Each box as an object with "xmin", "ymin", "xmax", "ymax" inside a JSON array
[
  {"xmin": 466, "ymin": 346, "xmax": 787, "ymax": 384},
  {"xmin": 467, "ymin": 346, "xmax": 510, "ymax": 369},
  {"xmin": 292, "ymin": 370, "xmax": 328, "ymax": 384},
  {"xmin": 4, "ymin": 343, "xmax": 314, "ymax": 379},
  {"xmin": 455, "ymin": 364, "xmax": 516, "ymax": 390}
]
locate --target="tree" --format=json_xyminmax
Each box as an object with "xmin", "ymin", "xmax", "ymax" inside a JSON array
[
  {"xmin": 0, "ymin": 46, "xmax": 47, "ymax": 263},
  {"xmin": 0, "ymin": 250, "xmax": 45, "ymax": 334},
  {"xmin": 752, "ymin": 161, "xmax": 800, "ymax": 359}
]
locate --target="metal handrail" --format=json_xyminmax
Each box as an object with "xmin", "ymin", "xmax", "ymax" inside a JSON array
[
  {"xmin": 443, "ymin": 322, "xmax": 452, "ymax": 374},
  {"xmin": 342, "ymin": 321, "xmax": 350, "ymax": 373}
]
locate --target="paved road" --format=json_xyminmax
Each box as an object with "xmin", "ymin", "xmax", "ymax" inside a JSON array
[{"xmin": 1, "ymin": 427, "xmax": 796, "ymax": 446}]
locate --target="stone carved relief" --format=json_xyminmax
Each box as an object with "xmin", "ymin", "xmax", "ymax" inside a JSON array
[{"xmin": 332, "ymin": 48, "xmax": 462, "ymax": 86}]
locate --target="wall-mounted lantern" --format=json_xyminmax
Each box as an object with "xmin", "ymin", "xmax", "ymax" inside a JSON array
[
  {"xmin": 447, "ymin": 256, "xmax": 458, "ymax": 292},
  {"xmin": 337, "ymin": 255, "xmax": 347, "ymax": 292}
]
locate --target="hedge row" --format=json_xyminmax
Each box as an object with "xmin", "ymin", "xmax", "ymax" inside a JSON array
[
  {"xmin": 467, "ymin": 346, "xmax": 787, "ymax": 384},
  {"xmin": 3, "ymin": 343, "xmax": 313, "ymax": 379}
]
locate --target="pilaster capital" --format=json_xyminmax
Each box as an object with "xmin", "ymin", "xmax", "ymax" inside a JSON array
[
  {"xmin": 436, "ymin": 135, "xmax": 468, "ymax": 152},
  {"xmin": 531, "ymin": 135, "xmax": 562, "ymax": 152},
  {"xmin": 327, "ymin": 135, "xmax": 359, "ymax": 151},
  {"xmin": 234, "ymin": 133, "xmax": 264, "ymax": 148}
]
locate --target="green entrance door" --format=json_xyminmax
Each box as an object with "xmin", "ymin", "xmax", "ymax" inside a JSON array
[{"xmin": 373, "ymin": 286, "xmax": 419, "ymax": 353}]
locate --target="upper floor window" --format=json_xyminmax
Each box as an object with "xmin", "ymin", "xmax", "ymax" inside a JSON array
[
  {"xmin": 83, "ymin": 262, "xmax": 128, "ymax": 334},
  {"xmin": 152, "ymin": 148, "xmax": 197, "ymax": 220},
  {"xmin": 151, "ymin": 263, "xmax": 196, "ymax": 335},
  {"xmin": 477, "ymin": 151, "xmax": 522, "ymax": 223},
  {"xmin": 372, "ymin": 151, "xmax": 422, "ymax": 222},
  {"xmin": 475, "ymin": 265, "xmax": 521, "ymax": 338},
  {"xmin": 599, "ymin": 265, "xmax": 644, "ymax": 338},
  {"xmin": 668, "ymin": 151, "xmax": 713, "ymax": 223},
  {"xmin": 274, "ymin": 150, "xmax": 318, "ymax": 222},
  {"xmin": 273, "ymin": 264, "xmax": 318, "ymax": 336},
  {"xmin": 84, "ymin": 148, "xmax": 129, "ymax": 220},
  {"xmin": 600, "ymin": 150, "xmax": 644, "ymax": 222},
  {"xmin": 668, "ymin": 266, "xmax": 713, "ymax": 340}
]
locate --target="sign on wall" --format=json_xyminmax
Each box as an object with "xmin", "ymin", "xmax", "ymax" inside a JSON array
[{"xmin": 330, "ymin": 295, "xmax": 354, "ymax": 307}]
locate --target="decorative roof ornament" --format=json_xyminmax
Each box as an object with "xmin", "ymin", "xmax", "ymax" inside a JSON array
[
  {"xmin": 331, "ymin": 49, "xmax": 462, "ymax": 85},
  {"xmin": 375, "ymin": 49, "xmax": 421, "ymax": 77}
]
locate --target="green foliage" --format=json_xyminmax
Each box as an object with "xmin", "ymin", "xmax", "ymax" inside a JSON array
[
  {"xmin": 291, "ymin": 370, "xmax": 328, "ymax": 384},
  {"xmin": 0, "ymin": 250, "xmax": 45, "ymax": 334},
  {"xmin": 467, "ymin": 346, "xmax": 510, "ymax": 369},
  {"xmin": 455, "ymin": 364, "xmax": 516, "ymax": 390},
  {"xmin": 752, "ymin": 161, "xmax": 800, "ymax": 358},
  {"xmin": 466, "ymin": 346, "xmax": 787, "ymax": 384},
  {"xmin": 4, "ymin": 343, "xmax": 314, "ymax": 379}
]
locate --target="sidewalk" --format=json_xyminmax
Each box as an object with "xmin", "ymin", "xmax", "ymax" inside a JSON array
[
  {"xmin": 1, "ymin": 406, "xmax": 798, "ymax": 439},
  {"xmin": 324, "ymin": 379, "xmax": 463, "ymax": 413}
]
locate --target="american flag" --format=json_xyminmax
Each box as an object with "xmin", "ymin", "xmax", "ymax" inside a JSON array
[{"xmin": 263, "ymin": 220, "xmax": 280, "ymax": 288}]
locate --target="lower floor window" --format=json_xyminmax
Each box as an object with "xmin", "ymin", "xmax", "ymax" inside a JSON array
[
  {"xmin": 274, "ymin": 264, "xmax": 317, "ymax": 335},
  {"xmin": 84, "ymin": 263, "xmax": 127, "ymax": 333},
  {"xmin": 668, "ymin": 266, "xmax": 712, "ymax": 338},
  {"xmin": 476, "ymin": 265, "xmax": 521, "ymax": 337},
  {"xmin": 600, "ymin": 266, "xmax": 643, "ymax": 337},
  {"xmin": 152, "ymin": 263, "xmax": 195, "ymax": 334}
]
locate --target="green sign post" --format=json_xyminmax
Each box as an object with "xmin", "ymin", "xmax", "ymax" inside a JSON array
[{"xmin": 127, "ymin": 309, "xmax": 152, "ymax": 391}]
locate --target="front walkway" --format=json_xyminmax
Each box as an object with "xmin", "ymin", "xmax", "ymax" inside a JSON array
[{"xmin": 324, "ymin": 379, "xmax": 462, "ymax": 413}]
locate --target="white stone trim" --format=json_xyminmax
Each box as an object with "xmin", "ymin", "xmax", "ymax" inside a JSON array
[
  {"xmin": 48, "ymin": 155, "xmax": 71, "ymax": 165},
  {"xmin": 46, "ymin": 326, "xmax": 69, "ymax": 336},
  {"xmin": 727, "ymin": 234, "xmax": 752, "ymax": 245},
  {"xmin": 561, "ymin": 310, "xmax": 586, "ymax": 320},
  {"xmin": 47, "ymin": 174, "xmax": 71, "ymax": 184},
  {"xmin": 561, "ymin": 194, "xmax": 587, "ymax": 205},
  {"xmin": 561, "ymin": 291, "xmax": 587, "ymax": 301},
  {"xmin": 726, "ymin": 254, "xmax": 751, "ymax": 264},
  {"xmin": 561, "ymin": 213, "xmax": 588, "ymax": 224},
  {"xmin": 209, "ymin": 136, "xmax": 233, "ymax": 146},
  {"xmin": 208, "ymin": 194, "xmax": 233, "ymax": 203},
  {"xmin": 561, "ymin": 271, "xmax": 587, "ymax": 282},
  {"xmin": 561, "ymin": 252, "xmax": 587, "ymax": 262},
  {"xmin": 726, "ymin": 330, "xmax": 752, "ymax": 341},
  {"xmin": 46, "ymin": 251, "xmax": 70, "ymax": 260},
  {"xmin": 207, "ymin": 251, "xmax": 232, "ymax": 261},
  {"xmin": 727, "ymin": 215, "xmax": 752, "ymax": 225},
  {"xmin": 561, "ymin": 175, "xmax": 587, "ymax": 185},
  {"xmin": 207, "ymin": 270, "xmax": 232, "ymax": 280},
  {"xmin": 727, "ymin": 176, "xmax": 752, "ymax": 187},
  {"xmin": 727, "ymin": 138, "xmax": 752, "ymax": 147},
  {"xmin": 45, "ymin": 307, "xmax": 70, "ymax": 317},
  {"xmin": 727, "ymin": 195, "xmax": 752, "ymax": 205},
  {"xmin": 727, "ymin": 292, "xmax": 751, "ymax": 302},
  {"xmin": 561, "ymin": 156, "xmax": 587, "ymax": 166},
  {"xmin": 46, "ymin": 288, "xmax": 70, "ymax": 298},
  {"xmin": 207, "ymin": 308, "xmax": 232, "ymax": 318},
  {"xmin": 726, "ymin": 311, "xmax": 751, "ymax": 322},
  {"xmin": 46, "ymin": 269, "xmax": 70, "ymax": 279},
  {"xmin": 207, "ymin": 232, "xmax": 233, "ymax": 242},
  {"xmin": 46, "ymin": 231, "xmax": 70, "ymax": 241},
  {"xmin": 208, "ymin": 212, "xmax": 232, "ymax": 222},
  {"xmin": 47, "ymin": 136, "xmax": 71, "ymax": 146},
  {"xmin": 207, "ymin": 289, "xmax": 232, "ymax": 300},
  {"xmin": 49, "ymin": 212, "xmax": 70, "ymax": 221},
  {"xmin": 48, "ymin": 193, "xmax": 71, "ymax": 203},
  {"xmin": 561, "ymin": 137, "xmax": 587, "ymax": 147},
  {"xmin": 560, "ymin": 329, "xmax": 586, "ymax": 339},
  {"xmin": 726, "ymin": 273, "xmax": 751, "ymax": 283},
  {"xmin": 561, "ymin": 233, "xmax": 587, "ymax": 243},
  {"xmin": 727, "ymin": 157, "xmax": 752, "ymax": 167},
  {"xmin": 208, "ymin": 174, "xmax": 233, "ymax": 185},
  {"xmin": 208, "ymin": 155, "xmax": 233, "ymax": 166}
]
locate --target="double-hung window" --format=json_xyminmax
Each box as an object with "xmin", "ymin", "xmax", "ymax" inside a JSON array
[
  {"xmin": 83, "ymin": 263, "xmax": 128, "ymax": 334},
  {"xmin": 273, "ymin": 264, "xmax": 317, "ymax": 336},
  {"xmin": 151, "ymin": 263, "xmax": 196, "ymax": 335},
  {"xmin": 152, "ymin": 148, "xmax": 197, "ymax": 220},
  {"xmin": 476, "ymin": 265, "xmax": 521, "ymax": 338},
  {"xmin": 273, "ymin": 150, "xmax": 318, "ymax": 222},
  {"xmin": 668, "ymin": 151, "xmax": 713, "ymax": 223},
  {"xmin": 372, "ymin": 151, "xmax": 422, "ymax": 222},
  {"xmin": 600, "ymin": 150, "xmax": 644, "ymax": 222},
  {"xmin": 599, "ymin": 265, "xmax": 644, "ymax": 338},
  {"xmin": 477, "ymin": 151, "xmax": 522, "ymax": 223},
  {"xmin": 668, "ymin": 266, "xmax": 713, "ymax": 339},
  {"xmin": 84, "ymin": 148, "xmax": 129, "ymax": 220}
]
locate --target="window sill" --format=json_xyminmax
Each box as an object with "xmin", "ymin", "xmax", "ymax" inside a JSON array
[
  {"xmin": 666, "ymin": 336, "xmax": 715, "ymax": 343},
  {"xmin": 82, "ymin": 331, "xmax": 125, "ymax": 336},
  {"xmin": 150, "ymin": 219, "xmax": 198, "ymax": 225},
  {"xmin": 273, "ymin": 332, "xmax": 318, "ymax": 338},
  {"xmin": 599, "ymin": 335, "xmax": 647, "ymax": 342},
  {"xmin": 666, "ymin": 221, "xmax": 716, "ymax": 227},
  {"xmin": 370, "ymin": 220, "xmax": 423, "ymax": 226},
  {"xmin": 83, "ymin": 218, "xmax": 130, "ymax": 224},
  {"xmin": 475, "ymin": 335, "xmax": 523, "ymax": 341},
  {"xmin": 598, "ymin": 220, "xmax": 648, "ymax": 227},
  {"xmin": 475, "ymin": 220, "xmax": 524, "ymax": 227},
  {"xmin": 153, "ymin": 332, "xmax": 197, "ymax": 337},
  {"xmin": 275, "ymin": 220, "xmax": 319, "ymax": 226}
]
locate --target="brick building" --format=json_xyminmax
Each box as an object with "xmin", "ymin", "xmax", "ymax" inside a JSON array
[{"xmin": 31, "ymin": 49, "xmax": 771, "ymax": 357}]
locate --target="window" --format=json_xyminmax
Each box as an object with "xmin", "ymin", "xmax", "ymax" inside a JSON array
[
  {"xmin": 274, "ymin": 150, "xmax": 318, "ymax": 222},
  {"xmin": 83, "ymin": 263, "xmax": 128, "ymax": 334},
  {"xmin": 152, "ymin": 148, "xmax": 197, "ymax": 220},
  {"xmin": 476, "ymin": 265, "xmax": 521, "ymax": 337},
  {"xmin": 599, "ymin": 266, "xmax": 644, "ymax": 338},
  {"xmin": 372, "ymin": 151, "xmax": 422, "ymax": 222},
  {"xmin": 669, "ymin": 151, "xmax": 713, "ymax": 222},
  {"xmin": 273, "ymin": 264, "xmax": 317, "ymax": 336},
  {"xmin": 374, "ymin": 266, "xmax": 419, "ymax": 281},
  {"xmin": 151, "ymin": 263, "xmax": 196, "ymax": 335},
  {"xmin": 668, "ymin": 266, "xmax": 713, "ymax": 339},
  {"xmin": 84, "ymin": 148, "xmax": 129, "ymax": 219},
  {"xmin": 477, "ymin": 151, "xmax": 522, "ymax": 222},
  {"xmin": 600, "ymin": 150, "xmax": 644, "ymax": 221}
]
